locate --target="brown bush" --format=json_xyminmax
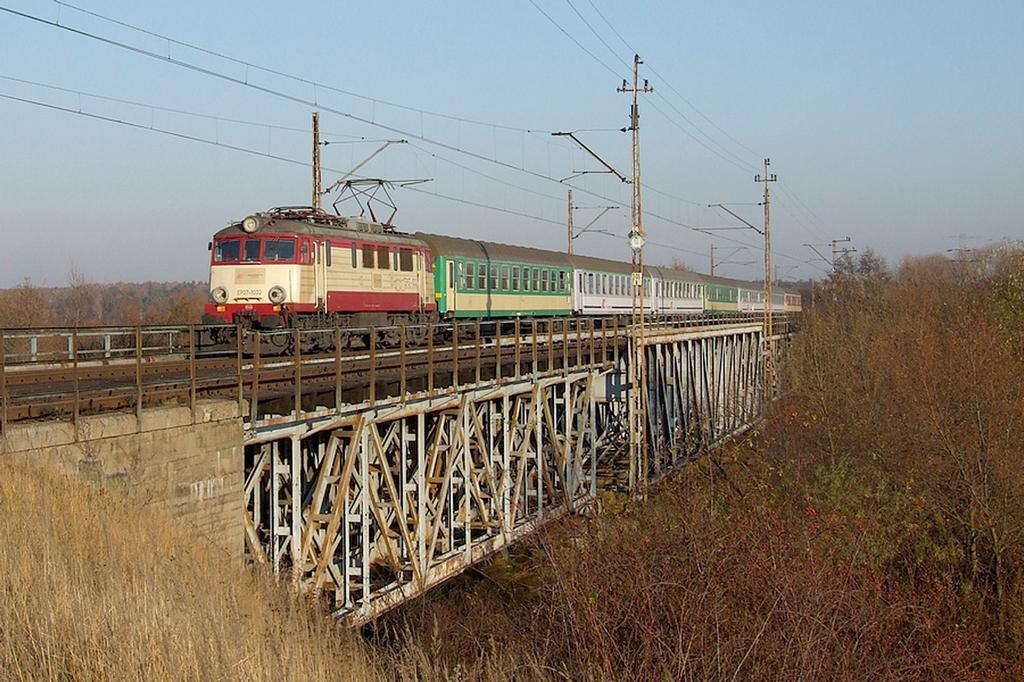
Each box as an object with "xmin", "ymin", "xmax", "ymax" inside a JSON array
[{"xmin": 381, "ymin": 248, "xmax": 1024, "ymax": 679}]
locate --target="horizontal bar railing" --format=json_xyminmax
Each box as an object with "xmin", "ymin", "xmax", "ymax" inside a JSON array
[{"xmin": 0, "ymin": 313, "xmax": 799, "ymax": 436}]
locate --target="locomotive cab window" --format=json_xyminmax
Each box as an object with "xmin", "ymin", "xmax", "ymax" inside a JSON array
[
  {"xmin": 243, "ymin": 239, "xmax": 261, "ymax": 262},
  {"xmin": 263, "ymin": 239, "xmax": 296, "ymax": 262},
  {"xmin": 214, "ymin": 240, "xmax": 240, "ymax": 263}
]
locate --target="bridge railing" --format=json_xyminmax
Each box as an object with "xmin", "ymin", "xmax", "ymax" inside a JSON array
[
  {"xmin": 0, "ymin": 313, "xmax": 796, "ymax": 441},
  {"xmin": 246, "ymin": 316, "xmax": 627, "ymax": 425},
  {"xmin": 0, "ymin": 324, "xmax": 234, "ymax": 365}
]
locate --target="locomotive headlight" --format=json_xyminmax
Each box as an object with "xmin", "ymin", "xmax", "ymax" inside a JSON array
[
  {"xmin": 268, "ymin": 286, "xmax": 287, "ymax": 304},
  {"xmin": 211, "ymin": 286, "xmax": 228, "ymax": 304},
  {"xmin": 241, "ymin": 215, "xmax": 259, "ymax": 233}
]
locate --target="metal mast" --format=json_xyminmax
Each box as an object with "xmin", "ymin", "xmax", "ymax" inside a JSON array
[
  {"xmin": 312, "ymin": 112, "xmax": 322, "ymax": 212},
  {"xmin": 567, "ymin": 190, "xmax": 574, "ymax": 255},
  {"xmin": 619, "ymin": 54, "xmax": 652, "ymax": 489},
  {"xmin": 755, "ymin": 158, "xmax": 777, "ymax": 398},
  {"xmin": 830, "ymin": 236, "xmax": 853, "ymax": 270}
]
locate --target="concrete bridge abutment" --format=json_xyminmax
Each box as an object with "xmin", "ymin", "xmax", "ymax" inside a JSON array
[{"xmin": 1, "ymin": 400, "xmax": 244, "ymax": 557}]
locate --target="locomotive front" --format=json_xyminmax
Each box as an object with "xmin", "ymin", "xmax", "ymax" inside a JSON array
[{"xmin": 203, "ymin": 213, "xmax": 306, "ymax": 329}]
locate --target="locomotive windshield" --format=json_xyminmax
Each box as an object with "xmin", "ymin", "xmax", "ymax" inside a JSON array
[
  {"xmin": 214, "ymin": 239, "xmax": 240, "ymax": 262},
  {"xmin": 263, "ymin": 239, "xmax": 296, "ymax": 261},
  {"xmin": 213, "ymin": 237, "xmax": 297, "ymax": 263}
]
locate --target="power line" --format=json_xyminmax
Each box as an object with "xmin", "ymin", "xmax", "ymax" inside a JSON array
[
  {"xmin": 562, "ymin": 2, "xmax": 838, "ymax": 259},
  {"xmin": 582, "ymin": 0, "xmax": 763, "ymax": 162},
  {"xmin": 0, "ymin": 88, "xmax": 565, "ymax": 228},
  {"xmin": 777, "ymin": 181, "xmax": 831, "ymax": 238},
  {"xmin": 0, "ymin": 84, "xmax": 762, "ymax": 275},
  {"xmin": 564, "ymin": 0, "xmax": 626, "ymax": 67},
  {"xmin": 0, "ymin": 5, "xmax": 580, "ymax": 189},
  {"xmin": 557, "ymin": 0, "xmax": 761, "ymax": 170},
  {"xmin": 49, "ymin": 0, "xmax": 551, "ymax": 135},
  {"xmin": 525, "ymin": 0, "xmax": 627, "ymax": 79},
  {"xmin": 0, "ymin": 73, "xmax": 384, "ymax": 142},
  {"xmin": 0, "ymin": 3, "xmax": 808, "ymax": 267},
  {"xmin": 405, "ymin": 141, "xmax": 566, "ymax": 203},
  {"xmin": 526, "ymin": 0, "xmax": 759, "ymax": 175}
]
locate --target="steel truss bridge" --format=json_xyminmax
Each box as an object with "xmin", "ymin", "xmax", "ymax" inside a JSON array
[{"xmin": 0, "ymin": 314, "xmax": 795, "ymax": 625}]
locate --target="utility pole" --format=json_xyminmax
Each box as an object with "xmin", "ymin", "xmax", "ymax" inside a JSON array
[
  {"xmin": 830, "ymin": 236, "xmax": 852, "ymax": 270},
  {"xmin": 710, "ymin": 244, "xmax": 716, "ymax": 276},
  {"xmin": 567, "ymin": 190, "xmax": 574, "ymax": 255},
  {"xmin": 755, "ymin": 158, "xmax": 777, "ymax": 399},
  {"xmin": 619, "ymin": 54, "xmax": 653, "ymax": 490},
  {"xmin": 312, "ymin": 112, "xmax": 322, "ymax": 212}
]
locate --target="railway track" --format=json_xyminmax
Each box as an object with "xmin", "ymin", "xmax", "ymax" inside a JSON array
[{"xmin": 0, "ymin": 314, "xmax": 786, "ymax": 427}]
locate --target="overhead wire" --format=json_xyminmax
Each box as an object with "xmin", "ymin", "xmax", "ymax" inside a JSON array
[
  {"xmin": 525, "ymin": 0, "xmax": 627, "ymax": 79},
  {"xmin": 575, "ymin": 0, "xmax": 842, "ymax": 268},
  {"xmin": 520, "ymin": 0, "xmax": 814, "ymax": 266},
  {"xmin": 581, "ymin": 0, "xmax": 763, "ymax": 163},
  {"xmin": 0, "ymin": 84, "xmax": 730, "ymax": 268},
  {"xmin": 0, "ymin": 2, "xmax": 811, "ymax": 270},
  {"xmin": 563, "ymin": 0, "xmax": 760, "ymax": 174},
  {"xmin": 50, "ymin": 0, "xmax": 552, "ymax": 134},
  {"xmin": 0, "ymin": 89, "xmax": 563, "ymax": 228},
  {"xmin": 0, "ymin": 73, "xmax": 383, "ymax": 141},
  {"xmin": 0, "ymin": 5, "xmax": 741, "ymax": 249}
]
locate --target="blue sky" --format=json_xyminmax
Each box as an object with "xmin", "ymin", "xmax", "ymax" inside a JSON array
[{"xmin": 0, "ymin": 0, "xmax": 1021, "ymax": 286}]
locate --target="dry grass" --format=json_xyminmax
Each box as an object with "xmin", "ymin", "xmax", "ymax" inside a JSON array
[{"xmin": 0, "ymin": 458, "xmax": 374, "ymax": 681}]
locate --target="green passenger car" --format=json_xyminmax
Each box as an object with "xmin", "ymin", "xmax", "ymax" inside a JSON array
[
  {"xmin": 704, "ymin": 282, "xmax": 740, "ymax": 312},
  {"xmin": 416, "ymin": 233, "xmax": 573, "ymax": 318}
]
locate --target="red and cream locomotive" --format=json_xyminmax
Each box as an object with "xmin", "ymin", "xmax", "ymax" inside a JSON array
[{"xmin": 203, "ymin": 208, "xmax": 436, "ymax": 334}]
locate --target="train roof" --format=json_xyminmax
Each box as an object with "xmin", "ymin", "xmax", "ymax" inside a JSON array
[
  {"xmin": 213, "ymin": 209, "xmax": 428, "ymax": 248},
  {"xmin": 414, "ymin": 232, "xmax": 575, "ymax": 268}
]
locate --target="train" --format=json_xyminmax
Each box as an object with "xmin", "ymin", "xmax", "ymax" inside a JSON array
[{"xmin": 202, "ymin": 207, "xmax": 801, "ymax": 339}]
